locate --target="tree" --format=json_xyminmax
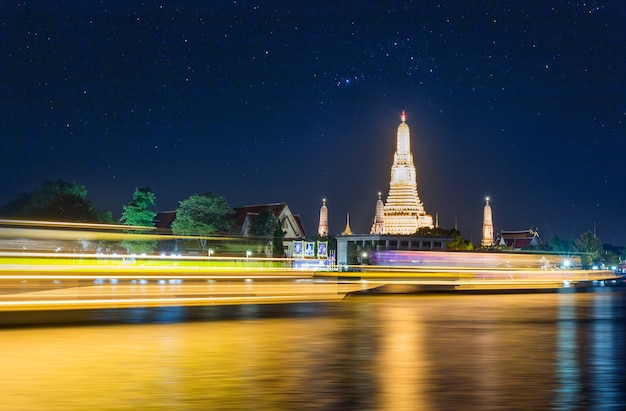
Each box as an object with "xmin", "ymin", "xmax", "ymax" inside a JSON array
[
  {"xmin": 27, "ymin": 180, "xmax": 88, "ymax": 211},
  {"xmin": 42, "ymin": 193, "xmax": 99, "ymax": 222},
  {"xmin": 120, "ymin": 187, "xmax": 157, "ymax": 254},
  {"xmin": 4, "ymin": 180, "xmax": 111, "ymax": 223},
  {"xmin": 601, "ymin": 250, "xmax": 619, "ymax": 268},
  {"xmin": 446, "ymin": 230, "xmax": 474, "ymax": 251},
  {"xmin": 574, "ymin": 231, "xmax": 603, "ymax": 268},
  {"xmin": 120, "ymin": 187, "xmax": 156, "ymax": 227},
  {"xmin": 249, "ymin": 208, "xmax": 278, "ymax": 237},
  {"xmin": 248, "ymin": 208, "xmax": 281, "ymax": 256},
  {"xmin": 272, "ymin": 221, "xmax": 286, "ymax": 257},
  {"xmin": 0, "ymin": 192, "xmax": 31, "ymax": 217},
  {"xmin": 171, "ymin": 193, "xmax": 234, "ymax": 251},
  {"xmin": 548, "ymin": 236, "xmax": 575, "ymax": 254}
]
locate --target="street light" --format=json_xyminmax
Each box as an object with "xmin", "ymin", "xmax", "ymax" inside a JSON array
[{"xmin": 246, "ymin": 250, "xmax": 252, "ymax": 263}]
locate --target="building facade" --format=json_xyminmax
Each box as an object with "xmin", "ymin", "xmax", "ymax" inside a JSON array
[
  {"xmin": 336, "ymin": 233, "xmax": 452, "ymax": 266},
  {"xmin": 233, "ymin": 203, "xmax": 306, "ymax": 257}
]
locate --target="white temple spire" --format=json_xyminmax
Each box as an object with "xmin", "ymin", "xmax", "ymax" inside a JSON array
[
  {"xmin": 481, "ymin": 197, "xmax": 494, "ymax": 247},
  {"xmin": 382, "ymin": 111, "xmax": 433, "ymax": 234},
  {"xmin": 370, "ymin": 192, "xmax": 385, "ymax": 234},
  {"xmin": 317, "ymin": 198, "xmax": 328, "ymax": 236}
]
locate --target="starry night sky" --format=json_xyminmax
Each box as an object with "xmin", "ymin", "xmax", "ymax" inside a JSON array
[{"xmin": 2, "ymin": 1, "xmax": 625, "ymax": 245}]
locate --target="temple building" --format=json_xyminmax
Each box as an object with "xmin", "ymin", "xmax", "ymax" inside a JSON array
[
  {"xmin": 336, "ymin": 112, "xmax": 451, "ymax": 267},
  {"xmin": 153, "ymin": 202, "xmax": 306, "ymax": 257},
  {"xmin": 233, "ymin": 203, "xmax": 307, "ymax": 257},
  {"xmin": 380, "ymin": 111, "xmax": 433, "ymax": 234},
  {"xmin": 494, "ymin": 229, "xmax": 541, "ymax": 250},
  {"xmin": 317, "ymin": 198, "xmax": 329, "ymax": 236},
  {"xmin": 481, "ymin": 197, "xmax": 494, "ymax": 247}
]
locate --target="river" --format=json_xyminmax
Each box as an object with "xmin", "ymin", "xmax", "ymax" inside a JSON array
[{"xmin": 1, "ymin": 287, "xmax": 625, "ymax": 410}]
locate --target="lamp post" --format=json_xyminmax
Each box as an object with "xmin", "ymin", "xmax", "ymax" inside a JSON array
[{"xmin": 246, "ymin": 250, "xmax": 252, "ymax": 263}]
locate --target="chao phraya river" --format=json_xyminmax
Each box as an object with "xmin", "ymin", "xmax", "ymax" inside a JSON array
[{"xmin": 1, "ymin": 288, "xmax": 625, "ymax": 410}]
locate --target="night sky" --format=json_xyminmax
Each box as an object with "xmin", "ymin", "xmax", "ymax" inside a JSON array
[{"xmin": 2, "ymin": 1, "xmax": 625, "ymax": 245}]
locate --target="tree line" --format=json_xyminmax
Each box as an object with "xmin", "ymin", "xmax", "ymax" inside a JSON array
[
  {"xmin": 1, "ymin": 179, "xmax": 623, "ymax": 266},
  {"xmin": 0, "ymin": 179, "xmax": 285, "ymax": 256}
]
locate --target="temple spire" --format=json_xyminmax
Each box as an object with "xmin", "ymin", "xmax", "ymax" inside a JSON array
[
  {"xmin": 370, "ymin": 192, "xmax": 385, "ymax": 234},
  {"xmin": 382, "ymin": 111, "xmax": 433, "ymax": 234},
  {"xmin": 341, "ymin": 213, "xmax": 353, "ymax": 236},
  {"xmin": 317, "ymin": 198, "xmax": 328, "ymax": 236},
  {"xmin": 481, "ymin": 197, "xmax": 494, "ymax": 248}
]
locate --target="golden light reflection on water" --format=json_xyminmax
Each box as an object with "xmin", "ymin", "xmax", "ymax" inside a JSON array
[
  {"xmin": 0, "ymin": 310, "xmax": 369, "ymax": 410},
  {"xmin": 377, "ymin": 302, "xmax": 427, "ymax": 410},
  {"xmin": 0, "ymin": 291, "xmax": 625, "ymax": 410}
]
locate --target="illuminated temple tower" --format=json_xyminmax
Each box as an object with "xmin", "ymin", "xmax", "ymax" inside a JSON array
[
  {"xmin": 481, "ymin": 197, "xmax": 494, "ymax": 247},
  {"xmin": 370, "ymin": 192, "xmax": 385, "ymax": 234},
  {"xmin": 382, "ymin": 111, "xmax": 433, "ymax": 234},
  {"xmin": 317, "ymin": 198, "xmax": 329, "ymax": 236}
]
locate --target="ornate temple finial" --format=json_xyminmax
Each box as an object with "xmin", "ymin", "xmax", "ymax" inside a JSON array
[
  {"xmin": 371, "ymin": 192, "xmax": 385, "ymax": 234},
  {"xmin": 341, "ymin": 213, "xmax": 353, "ymax": 236},
  {"xmin": 400, "ymin": 110, "xmax": 406, "ymax": 122}
]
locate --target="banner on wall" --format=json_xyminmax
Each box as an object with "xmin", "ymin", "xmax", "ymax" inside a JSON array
[
  {"xmin": 292, "ymin": 241, "xmax": 304, "ymax": 258},
  {"xmin": 317, "ymin": 241, "xmax": 328, "ymax": 258},
  {"xmin": 304, "ymin": 241, "xmax": 315, "ymax": 257}
]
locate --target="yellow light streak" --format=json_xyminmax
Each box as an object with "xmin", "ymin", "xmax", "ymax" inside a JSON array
[{"xmin": 0, "ymin": 222, "xmax": 621, "ymax": 313}]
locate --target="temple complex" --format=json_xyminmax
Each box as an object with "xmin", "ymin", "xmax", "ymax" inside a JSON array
[
  {"xmin": 336, "ymin": 112, "xmax": 452, "ymax": 266},
  {"xmin": 379, "ymin": 111, "xmax": 433, "ymax": 234}
]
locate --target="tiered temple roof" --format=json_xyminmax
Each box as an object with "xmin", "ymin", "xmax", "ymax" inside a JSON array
[{"xmin": 381, "ymin": 111, "xmax": 433, "ymax": 234}]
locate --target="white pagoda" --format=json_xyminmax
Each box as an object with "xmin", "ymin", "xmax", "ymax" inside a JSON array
[
  {"xmin": 381, "ymin": 111, "xmax": 433, "ymax": 234},
  {"xmin": 481, "ymin": 197, "xmax": 494, "ymax": 247}
]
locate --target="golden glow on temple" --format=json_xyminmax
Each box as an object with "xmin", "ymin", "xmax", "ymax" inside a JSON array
[{"xmin": 379, "ymin": 111, "xmax": 433, "ymax": 234}]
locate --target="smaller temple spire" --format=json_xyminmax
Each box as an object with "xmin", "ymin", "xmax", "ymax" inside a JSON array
[
  {"xmin": 400, "ymin": 110, "xmax": 406, "ymax": 122},
  {"xmin": 370, "ymin": 192, "xmax": 385, "ymax": 234},
  {"xmin": 318, "ymin": 198, "xmax": 329, "ymax": 236},
  {"xmin": 341, "ymin": 213, "xmax": 353, "ymax": 236},
  {"xmin": 481, "ymin": 197, "xmax": 494, "ymax": 248}
]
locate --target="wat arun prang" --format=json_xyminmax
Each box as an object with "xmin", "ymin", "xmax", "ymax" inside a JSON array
[{"xmin": 371, "ymin": 111, "xmax": 434, "ymax": 235}]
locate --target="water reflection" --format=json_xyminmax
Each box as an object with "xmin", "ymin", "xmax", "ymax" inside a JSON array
[
  {"xmin": 589, "ymin": 289, "xmax": 624, "ymax": 410},
  {"xmin": 555, "ymin": 291, "xmax": 580, "ymax": 410},
  {"xmin": 1, "ymin": 291, "xmax": 626, "ymax": 410},
  {"xmin": 376, "ymin": 301, "xmax": 427, "ymax": 410}
]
